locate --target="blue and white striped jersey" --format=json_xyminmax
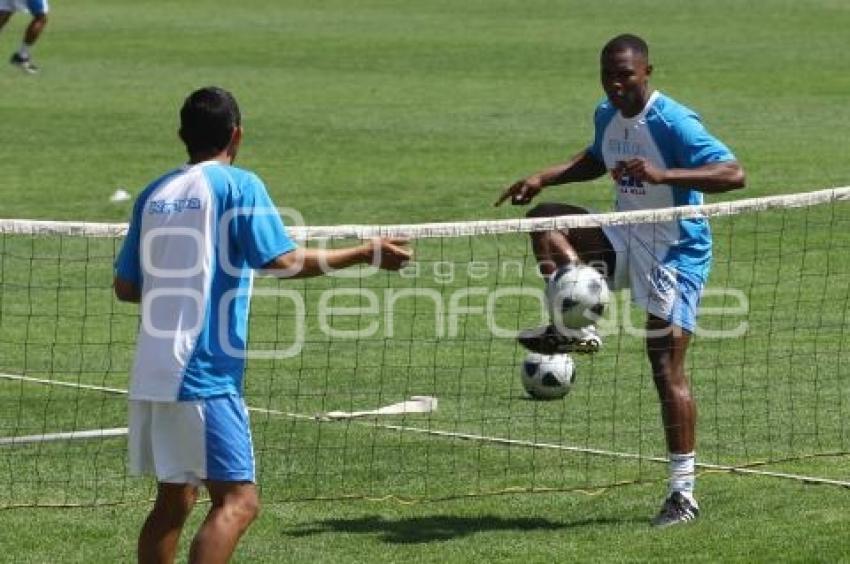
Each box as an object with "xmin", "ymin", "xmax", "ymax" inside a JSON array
[
  {"xmin": 115, "ymin": 161, "xmax": 296, "ymax": 401},
  {"xmin": 588, "ymin": 91, "xmax": 736, "ymax": 280}
]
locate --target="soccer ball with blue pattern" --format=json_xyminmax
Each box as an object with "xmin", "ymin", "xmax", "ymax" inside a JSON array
[
  {"xmin": 520, "ymin": 352, "xmax": 576, "ymax": 400},
  {"xmin": 546, "ymin": 265, "xmax": 610, "ymax": 329}
]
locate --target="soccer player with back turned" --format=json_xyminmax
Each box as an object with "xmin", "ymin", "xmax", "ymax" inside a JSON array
[
  {"xmin": 114, "ymin": 86, "xmax": 411, "ymax": 563},
  {"xmin": 496, "ymin": 34, "xmax": 745, "ymax": 527}
]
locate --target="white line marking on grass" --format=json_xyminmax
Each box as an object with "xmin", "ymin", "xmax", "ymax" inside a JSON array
[
  {"xmin": 0, "ymin": 372, "xmax": 127, "ymax": 395},
  {"xmin": 0, "ymin": 428, "xmax": 127, "ymax": 446},
  {"xmin": 353, "ymin": 422, "xmax": 850, "ymax": 487},
  {"xmin": 3, "ymin": 372, "xmax": 847, "ymax": 487}
]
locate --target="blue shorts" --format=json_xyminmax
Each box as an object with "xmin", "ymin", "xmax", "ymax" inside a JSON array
[
  {"xmin": 645, "ymin": 265, "xmax": 704, "ymax": 333},
  {"xmin": 27, "ymin": 0, "xmax": 47, "ymax": 14},
  {"xmin": 0, "ymin": 0, "xmax": 48, "ymax": 15},
  {"xmin": 602, "ymin": 224, "xmax": 706, "ymax": 333},
  {"xmin": 129, "ymin": 394, "xmax": 255, "ymax": 484}
]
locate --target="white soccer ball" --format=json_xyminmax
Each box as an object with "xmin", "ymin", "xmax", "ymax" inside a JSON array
[
  {"xmin": 520, "ymin": 352, "xmax": 576, "ymax": 400},
  {"xmin": 546, "ymin": 265, "xmax": 610, "ymax": 329}
]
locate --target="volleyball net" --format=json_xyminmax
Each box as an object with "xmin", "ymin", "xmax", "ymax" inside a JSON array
[{"xmin": 1, "ymin": 186, "xmax": 849, "ymax": 508}]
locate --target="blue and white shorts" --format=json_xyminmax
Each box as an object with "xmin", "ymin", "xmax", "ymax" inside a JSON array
[
  {"xmin": 0, "ymin": 0, "xmax": 49, "ymax": 15},
  {"xmin": 602, "ymin": 225, "xmax": 706, "ymax": 333},
  {"xmin": 129, "ymin": 394, "xmax": 256, "ymax": 485}
]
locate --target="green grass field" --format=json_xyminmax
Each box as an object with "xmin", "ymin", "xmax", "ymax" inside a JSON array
[{"xmin": 2, "ymin": 0, "xmax": 850, "ymax": 562}]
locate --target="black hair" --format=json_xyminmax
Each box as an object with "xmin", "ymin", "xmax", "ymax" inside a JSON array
[
  {"xmin": 601, "ymin": 34, "xmax": 649, "ymax": 60},
  {"xmin": 179, "ymin": 86, "xmax": 241, "ymax": 155}
]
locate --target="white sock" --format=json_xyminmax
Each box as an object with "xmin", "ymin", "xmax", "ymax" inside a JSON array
[
  {"xmin": 668, "ymin": 451, "xmax": 697, "ymax": 505},
  {"xmin": 17, "ymin": 43, "xmax": 31, "ymax": 59}
]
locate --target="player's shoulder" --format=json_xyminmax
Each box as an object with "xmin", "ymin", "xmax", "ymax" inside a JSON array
[
  {"xmin": 592, "ymin": 97, "xmax": 618, "ymax": 125},
  {"xmin": 648, "ymin": 92, "xmax": 702, "ymax": 127},
  {"xmin": 201, "ymin": 163, "xmax": 266, "ymax": 198},
  {"xmin": 593, "ymin": 97, "xmax": 616, "ymax": 116},
  {"xmin": 202, "ymin": 162, "xmax": 262, "ymax": 185},
  {"xmin": 135, "ymin": 167, "xmax": 185, "ymax": 208}
]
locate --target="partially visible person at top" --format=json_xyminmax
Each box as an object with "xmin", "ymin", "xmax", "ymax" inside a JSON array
[
  {"xmin": 114, "ymin": 86, "xmax": 411, "ymax": 563},
  {"xmin": 496, "ymin": 33, "xmax": 745, "ymax": 528},
  {"xmin": 0, "ymin": 0, "xmax": 49, "ymax": 74}
]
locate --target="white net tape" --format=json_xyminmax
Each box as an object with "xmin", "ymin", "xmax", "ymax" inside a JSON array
[
  {"xmin": 2, "ymin": 184, "xmax": 850, "ymax": 506},
  {"xmin": 2, "ymin": 185, "xmax": 849, "ymax": 240}
]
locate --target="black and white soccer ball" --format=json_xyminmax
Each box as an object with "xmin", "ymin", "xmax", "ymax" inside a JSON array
[
  {"xmin": 520, "ymin": 352, "xmax": 576, "ymax": 400},
  {"xmin": 546, "ymin": 265, "xmax": 610, "ymax": 329}
]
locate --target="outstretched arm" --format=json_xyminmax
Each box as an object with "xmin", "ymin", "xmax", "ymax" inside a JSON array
[
  {"xmin": 615, "ymin": 159, "xmax": 746, "ymax": 194},
  {"xmin": 495, "ymin": 149, "xmax": 607, "ymax": 206},
  {"xmin": 262, "ymin": 238, "xmax": 411, "ymax": 278}
]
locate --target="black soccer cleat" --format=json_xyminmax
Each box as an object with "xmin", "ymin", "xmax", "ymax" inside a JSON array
[
  {"xmin": 10, "ymin": 52, "xmax": 38, "ymax": 74},
  {"xmin": 651, "ymin": 492, "xmax": 700, "ymax": 528},
  {"xmin": 517, "ymin": 324, "xmax": 602, "ymax": 355}
]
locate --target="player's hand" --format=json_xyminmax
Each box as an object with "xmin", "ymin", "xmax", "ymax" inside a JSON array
[
  {"xmin": 369, "ymin": 238, "xmax": 412, "ymax": 270},
  {"xmin": 494, "ymin": 177, "xmax": 544, "ymax": 207},
  {"xmin": 620, "ymin": 158, "xmax": 667, "ymax": 185},
  {"xmin": 611, "ymin": 160, "xmax": 626, "ymax": 183}
]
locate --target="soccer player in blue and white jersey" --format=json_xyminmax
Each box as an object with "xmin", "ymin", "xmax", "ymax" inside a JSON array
[
  {"xmin": 0, "ymin": 0, "xmax": 48, "ymax": 73},
  {"xmin": 496, "ymin": 34, "xmax": 745, "ymax": 527},
  {"xmin": 114, "ymin": 86, "xmax": 410, "ymax": 563}
]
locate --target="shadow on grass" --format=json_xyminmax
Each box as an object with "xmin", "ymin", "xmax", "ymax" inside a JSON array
[{"xmin": 283, "ymin": 514, "xmax": 642, "ymax": 544}]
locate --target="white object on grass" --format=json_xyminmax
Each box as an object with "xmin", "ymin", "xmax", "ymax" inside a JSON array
[
  {"xmin": 317, "ymin": 396, "xmax": 437, "ymax": 420},
  {"xmin": 109, "ymin": 188, "xmax": 132, "ymax": 202}
]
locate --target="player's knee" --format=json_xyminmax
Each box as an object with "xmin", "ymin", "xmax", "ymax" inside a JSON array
[
  {"xmin": 153, "ymin": 494, "xmax": 196, "ymax": 525},
  {"xmin": 526, "ymin": 203, "xmax": 555, "ymax": 218},
  {"xmin": 227, "ymin": 490, "xmax": 260, "ymax": 525},
  {"xmin": 526, "ymin": 203, "xmax": 585, "ymax": 219},
  {"xmin": 652, "ymin": 368, "xmax": 691, "ymax": 399},
  {"xmin": 529, "ymin": 229, "xmax": 569, "ymax": 257},
  {"xmin": 237, "ymin": 500, "xmax": 260, "ymax": 528},
  {"xmin": 668, "ymin": 381, "xmax": 693, "ymax": 406}
]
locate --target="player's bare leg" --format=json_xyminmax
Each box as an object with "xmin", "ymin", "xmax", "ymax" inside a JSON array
[
  {"xmin": 518, "ymin": 203, "xmax": 615, "ymax": 354},
  {"xmin": 645, "ymin": 314, "xmax": 700, "ymax": 527},
  {"xmin": 24, "ymin": 13, "xmax": 48, "ymax": 45},
  {"xmin": 189, "ymin": 481, "xmax": 259, "ymax": 564},
  {"xmin": 0, "ymin": 11, "xmax": 12, "ymax": 31},
  {"xmin": 138, "ymin": 483, "xmax": 198, "ymax": 564},
  {"xmin": 9, "ymin": 13, "xmax": 46, "ymax": 73},
  {"xmin": 526, "ymin": 203, "xmax": 615, "ymax": 278}
]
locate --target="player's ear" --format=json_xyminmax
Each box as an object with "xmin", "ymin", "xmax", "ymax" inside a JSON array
[
  {"xmin": 645, "ymin": 63, "xmax": 653, "ymax": 77},
  {"xmin": 226, "ymin": 126, "xmax": 243, "ymax": 162}
]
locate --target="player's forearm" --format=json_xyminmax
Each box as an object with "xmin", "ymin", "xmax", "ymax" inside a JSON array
[
  {"xmin": 662, "ymin": 162, "xmax": 746, "ymax": 193},
  {"xmin": 533, "ymin": 150, "xmax": 607, "ymax": 187},
  {"xmin": 264, "ymin": 246, "xmax": 371, "ymax": 278}
]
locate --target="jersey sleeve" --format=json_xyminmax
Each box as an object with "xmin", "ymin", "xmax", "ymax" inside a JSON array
[
  {"xmin": 234, "ymin": 174, "xmax": 297, "ymax": 269},
  {"xmin": 114, "ymin": 197, "xmax": 144, "ymax": 285},
  {"xmin": 587, "ymin": 104, "xmax": 606, "ymax": 162},
  {"xmin": 670, "ymin": 113, "xmax": 736, "ymax": 168},
  {"xmin": 587, "ymin": 99, "xmax": 616, "ymax": 164}
]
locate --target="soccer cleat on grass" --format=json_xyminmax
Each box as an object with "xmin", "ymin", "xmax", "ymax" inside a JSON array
[
  {"xmin": 10, "ymin": 52, "xmax": 38, "ymax": 74},
  {"xmin": 651, "ymin": 492, "xmax": 700, "ymax": 528},
  {"xmin": 517, "ymin": 324, "xmax": 602, "ymax": 354}
]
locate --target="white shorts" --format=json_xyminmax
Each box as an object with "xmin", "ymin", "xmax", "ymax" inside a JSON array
[
  {"xmin": 602, "ymin": 224, "xmax": 705, "ymax": 333},
  {"xmin": 128, "ymin": 395, "xmax": 256, "ymax": 485},
  {"xmin": 0, "ymin": 0, "xmax": 48, "ymax": 14}
]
